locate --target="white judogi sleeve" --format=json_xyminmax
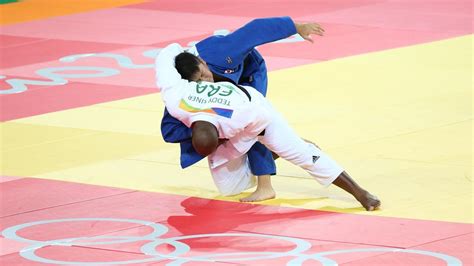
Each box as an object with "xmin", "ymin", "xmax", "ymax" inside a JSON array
[{"xmin": 155, "ymin": 43, "xmax": 219, "ymax": 128}]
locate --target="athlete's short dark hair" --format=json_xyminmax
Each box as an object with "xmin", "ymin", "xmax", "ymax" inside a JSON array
[{"xmin": 175, "ymin": 52, "xmax": 201, "ymax": 80}]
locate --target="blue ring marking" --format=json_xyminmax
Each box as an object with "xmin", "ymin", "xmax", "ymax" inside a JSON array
[
  {"xmin": 288, "ymin": 248, "xmax": 463, "ymax": 266},
  {"xmin": 36, "ymin": 66, "xmax": 120, "ymax": 79},
  {"xmin": 143, "ymin": 232, "xmax": 312, "ymax": 265},
  {"xmin": 142, "ymin": 49, "xmax": 162, "ymax": 59},
  {"xmin": 21, "ymin": 236, "xmax": 189, "ymax": 265},
  {"xmin": 60, "ymin": 54, "xmax": 154, "ymax": 69},
  {"xmin": 1, "ymin": 218, "xmax": 167, "ymax": 244},
  {"xmin": 2, "ymin": 218, "xmax": 187, "ymax": 265},
  {"xmin": 286, "ymin": 253, "xmax": 337, "ymax": 266},
  {"xmin": 21, "ymin": 246, "xmax": 164, "ymax": 265},
  {"xmin": 0, "ymin": 66, "xmax": 120, "ymax": 94},
  {"xmin": 2, "ymin": 219, "xmax": 464, "ymax": 266},
  {"xmin": 0, "ymin": 77, "xmax": 66, "ymax": 94}
]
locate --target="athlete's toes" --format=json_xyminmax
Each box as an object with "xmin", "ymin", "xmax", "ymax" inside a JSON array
[{"xmin": 366, "ymin": 197, "xmax": 381, "ymax": 211}]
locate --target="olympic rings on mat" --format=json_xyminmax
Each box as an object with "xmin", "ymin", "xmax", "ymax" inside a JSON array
[{"xmin": 1, "ymin": 218, "xmax": 463, "ymax": 265}]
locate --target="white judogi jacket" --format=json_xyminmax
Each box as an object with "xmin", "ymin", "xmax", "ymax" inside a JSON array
[{"xmin": 155, "ymin": 43, "xmax": 271, "ymax": 168}]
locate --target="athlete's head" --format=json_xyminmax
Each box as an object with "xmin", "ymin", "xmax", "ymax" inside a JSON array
[
  {"xmin": 175, "ymin": 52, "xmax": 214, "ymax": 82},
  {"xmin": 191, "ymin": 121, "xmax": 219, "ymax": 156}
]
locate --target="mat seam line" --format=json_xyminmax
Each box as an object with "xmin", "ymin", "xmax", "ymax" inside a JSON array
[{"xmin": 0, "ymin": 190, "xmax": 137, "ymax": 219}]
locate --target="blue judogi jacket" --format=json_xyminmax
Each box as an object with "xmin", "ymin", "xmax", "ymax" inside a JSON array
[{"xmin": 160, "ymin": 16, "xmax": 297, "ymax": 175}]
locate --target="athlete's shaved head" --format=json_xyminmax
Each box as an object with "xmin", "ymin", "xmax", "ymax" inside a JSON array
[{"xmin": 191, "ymin": 121, "xmax": 219, "ymax": 156}]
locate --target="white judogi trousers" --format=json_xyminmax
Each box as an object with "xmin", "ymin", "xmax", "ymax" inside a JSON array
[{"xmin": 209, "ymin": 88, "xmax": 344, "ymax": 196}]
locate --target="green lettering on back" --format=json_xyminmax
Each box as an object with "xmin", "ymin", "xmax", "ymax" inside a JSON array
[
  {"xmin": 208, "ymin": 85, "xmax": 221, "ymax": 97},
  {"xmin": 196, "ymin": 84, "xmax": 207, "ymax": 93}
]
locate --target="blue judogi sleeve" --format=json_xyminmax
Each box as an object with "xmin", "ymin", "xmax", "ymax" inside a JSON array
[
  {"xmin": 160, "ymin": 17, "xmax": 297, "ymax": 173},
  {"xmin": 197, "ymin": 16, "xmax": 297, "ymax": 89},
  {"xmin": 161, "ymin": 108, "xmax": 192, "ymax": 143}
]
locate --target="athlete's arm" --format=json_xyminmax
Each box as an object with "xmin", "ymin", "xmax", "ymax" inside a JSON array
[
  {"xmin": 196, "ymin": 17, "xmax": 297, "ymax": 67},
  {"xmin": 155, "ymin": 43, "xmax": 195, "ymax": 143},
  {"xmin": 155, "ymin": 43, "xmax": 185, "ymax": 92},
  {"xmin": 160, "ymin": 108, "xmax": 192, "ymax": 143}
]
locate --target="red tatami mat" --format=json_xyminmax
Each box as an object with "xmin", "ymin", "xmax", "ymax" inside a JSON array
[
  {"xmin": 0, "ymin": 79, "xmax": 156, "ymax": 122},
  {"xmin": 0, "ymin": 37, "xmax": 128, "ymax": 69},
  {"xmin": 0, "ymin": 35, "xmax": 44, "ymax": 49},
  {"xmin": 125, "ymin": 0, "xmax": 384, "ymax": 18},
  {"xmin": 52, "ymin": 8, "xmax": 251, "ymax": 33},
  {"xmin": 0, "ymin": 19, "xmax": 208, "ymax": 46},
  {"xmin": 0, "ymin": 176, "xmax": 23, "ymax": 184},
  {"xmin": 0, "ymin": 178, "xmax": 131, "ymax": 218},
  {"xmin": 1, "ymin": 178, "xmax": 471, "ymax": 265}
]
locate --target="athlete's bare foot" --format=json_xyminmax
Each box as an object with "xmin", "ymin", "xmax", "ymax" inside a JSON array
[
  {"xmin": 240, "ymin": 187, "xmax": 276, "ymax": 202},
  {"xmin": 332, "ymin": 172, "xmax": 381, "ymax": 211},
  {"xmin": 356, "ymin": 190, "xmax": 381, "ymax": 211}
]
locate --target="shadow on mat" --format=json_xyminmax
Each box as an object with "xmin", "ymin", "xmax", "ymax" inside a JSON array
[{"xmin": 165, "ymin": 194, "xmax": 349, "ymax": 251}]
